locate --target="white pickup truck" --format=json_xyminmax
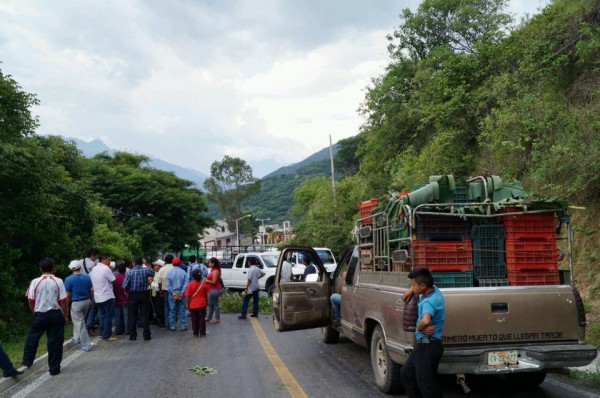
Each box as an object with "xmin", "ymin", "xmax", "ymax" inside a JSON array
[
  {"xmin": 220, "ymin": 251, "xmax": 280, "ymax": 295},
  {"xmin": 283, "ymin": 247, "xmax": 337, "ymax": 279}
]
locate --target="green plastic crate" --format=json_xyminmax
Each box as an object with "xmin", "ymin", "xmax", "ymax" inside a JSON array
[{"xmin": 433, "ymin": 271, "xmax": 474, "ymax": 288}]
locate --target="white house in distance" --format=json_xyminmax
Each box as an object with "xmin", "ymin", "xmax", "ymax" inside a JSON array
[
  {"xmin": 198, "ymin": 220, "xmax": 235, "ymax": 248},
  {"xmin": 199, "ymin": 219, "xmax": 293, "ymax": 248}
]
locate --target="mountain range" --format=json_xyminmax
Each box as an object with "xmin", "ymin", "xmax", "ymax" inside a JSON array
[
  {"xmin": 68, "ymin": 137, "xmax": 339, "ymax": 222},
  {"xmin": 68, "ymin": 137, "xmax": 209, "ymax": 188}
]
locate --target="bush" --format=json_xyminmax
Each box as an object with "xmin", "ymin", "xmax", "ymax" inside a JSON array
[{"xmin": 219, "ymin": 290, "xmax": 272, "ymax": 315}]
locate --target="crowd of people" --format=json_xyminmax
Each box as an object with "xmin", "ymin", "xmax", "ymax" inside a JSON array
[{"xmin": 6, "ymin": 249, "xmax": 224, "ymax": 377}]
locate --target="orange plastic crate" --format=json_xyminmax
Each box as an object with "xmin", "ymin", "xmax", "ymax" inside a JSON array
[
  {"xmin": 507, "ymin": 269, "xmax": 560, "ymax": 286},
  {"xmin": 505, "ymin": 239, "xmax": 558, "ymax": 271},
  {"xmin": 359, "ymin": 198, "xmax": 379, "ymax": 224},
  {"xmin": 413, "ymin": 240, "xmax": 473, "ymax": 271}
]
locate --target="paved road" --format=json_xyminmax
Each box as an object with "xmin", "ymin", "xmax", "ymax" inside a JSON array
[{"xmin": 2, "ymin": 314, "xmax": 599, "ymax": 398}]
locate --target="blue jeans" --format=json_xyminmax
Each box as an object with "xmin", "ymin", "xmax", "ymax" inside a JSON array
[
  {"xmin": 330, "ymin": 293, "xmax": 341, "ymax": 321},
  {"xmin": 167, "ymin": 292, "xmax": 187, "ymax": 329},
  {"xmin": 114, "ymin": 303, "xmax": 129, "ymax": 335},
  {"xmin": 22, "ymin": 309, "xmax": 65, "ymax": 375},
  {"xmin": 241, "ymin": 290, "xmax": 259, "ymax": 317},
  {"xmin": 207, "ymin": 289, "xmax": 222, "ymax": 321},
  {"xmin": 97, "ymin": 299, "xmax": 115, "ymax": 339}
]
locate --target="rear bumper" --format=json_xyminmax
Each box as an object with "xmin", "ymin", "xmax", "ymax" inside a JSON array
[{"xmin": 438, "ymin": 343, "xmax": 598, "ymax": 374}]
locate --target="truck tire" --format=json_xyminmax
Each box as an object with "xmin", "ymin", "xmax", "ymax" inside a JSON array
[
  {"xmin": 370, "ymin": 325, "xmax": 403, "ymax": 394},
  {"xmin": 322, "ymin": 324, "xmax": 339, "ymax": 344},
  {"xmin": 267, "ymin": 283, "xmax": 274, "ymax": 297},
  {"xmin": 505, "ymin": 371, "xmax": 547, "ymax": 388}
]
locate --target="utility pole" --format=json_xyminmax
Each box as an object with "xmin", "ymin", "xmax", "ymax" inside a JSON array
[
  {"xmin": 329, "ymin": 134, "xmax": 336, "ymax": 207},
  {"xmin": 235, "ymin": 214, "xmax": 252, "ymax": 249}
]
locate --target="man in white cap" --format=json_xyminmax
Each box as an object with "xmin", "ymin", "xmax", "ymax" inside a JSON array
[
  {"xmin": 150, "ymin": 259, "xmax": 165, "ymax": 327},
  {"xmin": 64, "ymin": 260, "xmax": 94, "ymax": 352}
]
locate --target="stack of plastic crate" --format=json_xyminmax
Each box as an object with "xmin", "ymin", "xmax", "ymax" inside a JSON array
[
  {"xmin": 359, "ymin": 198, "xmax": 379, "ymax": 226},
  {"xmin": 472, "ymin": 225, "xmax": 507, "ymax": 287},
  {"xmin": 502, "ymin": 209, "xmax": 559, "ymax": 286},
  {"xmin": 414, "ymin": 214, "xmax": 473, "ymax": 288}
]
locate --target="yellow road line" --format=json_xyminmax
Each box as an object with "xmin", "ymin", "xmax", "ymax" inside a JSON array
[{"xmin": 250, "ymin": 317, "xmax": 308, "ymax": 398}]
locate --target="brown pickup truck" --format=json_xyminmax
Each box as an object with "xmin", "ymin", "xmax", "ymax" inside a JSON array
[{"xmin": 272, "ymin": 206, "xmax": 598, "ymax": 394}]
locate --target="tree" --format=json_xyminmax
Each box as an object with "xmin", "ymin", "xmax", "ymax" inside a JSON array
[
  {"xmin": 0, "ymin": 70, "xmax": 94, "ymax": 338},
  {"xmin": 86, "ymin": 152, "xmax": 212, "ymax": 254},
  {"xmin": 203, "ymin": 156, "xmax": 261, "ymax": 231},
  {"xmin": 290, "ymin": 174, "xmax": 373, "ymax": 256},
  {"xmin": 388, "ymin": 0, "xmax": 513, "ymax": 61}
]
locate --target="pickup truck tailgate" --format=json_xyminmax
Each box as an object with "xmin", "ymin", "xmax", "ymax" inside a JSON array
[{"xmin": 442, "ymin": 285, "xmax": 584, "ymax": 346}]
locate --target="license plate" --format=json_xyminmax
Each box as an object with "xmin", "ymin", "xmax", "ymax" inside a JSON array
[{"xmin": 488, "ymin": 350, "xmax": 518, "ymax": 366}]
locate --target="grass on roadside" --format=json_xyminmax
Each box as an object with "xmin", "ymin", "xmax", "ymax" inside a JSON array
[
  {"xmin": 569, "ymin": 369, "xmax": 600, "ymax": 388},
  {"xmin": 3, "ymin": 323, "xmax": 74, "ymax": 366},
  {"xmin": 586, "ymin": 323, "xmax": 600, "ymax": 349},
  {"xmin": 220, "ymin": 290, "xmax": 272, "ymax": 315}
]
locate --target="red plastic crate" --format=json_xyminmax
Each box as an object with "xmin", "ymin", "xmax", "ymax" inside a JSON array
[
  {"xmin": 505, "ymin": 239, "xmax": 558, "ymax": 271},
  {"xmin": 507, "ymin": 269, "xmax": 560, "ymax": 286},
  {"xmin": 501, "ymin": 209, "xmax": 557, "ymax": 240},
  {"xmin": 413, "ymin": 240, "xmax": 473, "ymax": 271},
  {"xmin": 359, "ymin": 198, "xmax": 380, "ymax": 225}
]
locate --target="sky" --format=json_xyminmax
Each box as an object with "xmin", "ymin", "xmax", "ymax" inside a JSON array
[{"xmin": 0, "ymin": 0, "xmax": 551, "ymax": 177}]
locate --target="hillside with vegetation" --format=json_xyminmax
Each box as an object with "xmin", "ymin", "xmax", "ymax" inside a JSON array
[{"xmin": 288, "ymin": 0, "xmax": 600, "ymax": 325}]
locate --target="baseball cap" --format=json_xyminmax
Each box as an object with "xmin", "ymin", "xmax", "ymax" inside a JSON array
[
  {"xmin": 152, "ymin": 259, "xmax": 165, "ymax": 267},
  {"xmin": 172, "ymin": 257, "xmax": 182, "ymax": 265},
  {"xmin": 68, "ymin": 260, "xmax": 82, "ymax": 271}
]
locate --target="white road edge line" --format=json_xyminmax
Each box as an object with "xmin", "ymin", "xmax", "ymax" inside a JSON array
[{"xmin": 9, "ymin": 337, "xmax": 101, "ymax": 398}]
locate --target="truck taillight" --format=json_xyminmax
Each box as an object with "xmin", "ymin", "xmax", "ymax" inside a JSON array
[{"xmin": 572, "ymin": 287, "xmax": 587, "ymax": 327}]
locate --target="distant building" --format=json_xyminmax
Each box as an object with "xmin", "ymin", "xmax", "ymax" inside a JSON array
[{"xmin": 199, "ymin": 220, "xmax": 234, "ymax": 249}]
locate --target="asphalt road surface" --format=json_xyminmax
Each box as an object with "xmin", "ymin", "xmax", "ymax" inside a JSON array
[{"xmin": 2, "ymin": 314, "xmax": 599, "ymax": 398}]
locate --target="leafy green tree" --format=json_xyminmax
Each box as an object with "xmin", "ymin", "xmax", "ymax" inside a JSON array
[
  {"xmin": 290, "ymin": 175, "xmax": 373, "ymax": 256},
  {"xmin": 0, "ymin": 69, "xmax": 95, "ymax": 338},
  {"xmin": 389, "ymin": 0, "xmax": 513, "ymax": 60},
  {"xmin": 203, "ymin": 155, "xmax": 261, "ymax": 231},
  {"xmin": 86, "ymin": 152, "xmax": 212, "ymax": 254}
]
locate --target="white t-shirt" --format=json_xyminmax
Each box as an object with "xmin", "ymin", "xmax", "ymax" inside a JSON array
[
  {"xmin": 280, "ymin": 261, "xmax": 293, "ymax": 282},
  {"xmin": 90, "ymin": 263, "xmax": 116, "ymax": 303},
  {"xmin": 26, "ymin": 275, "xmax": 67, "ymax": 313}
]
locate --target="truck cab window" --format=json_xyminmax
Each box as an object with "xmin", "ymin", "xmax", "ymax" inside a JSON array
[
  {"xmin": 235, "ymin": 256, "xmax": 244, "ymax": 268},
  {"xmin": 345, "ymin": 247, "xmax": 359, "ymax": 286}
]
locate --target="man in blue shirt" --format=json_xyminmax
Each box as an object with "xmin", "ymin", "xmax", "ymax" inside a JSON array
[
  {"xmin": 123, "ymin": 256, "xmax": 155, "ymax": 341},
  {"xmin": 401, "ymin": 267, "xmax": 445, "ymax": 398},
  {"xmin": 65, "ymin": 260, "xmax": 94, "ymax": 352},
  {"xmin": 186, "ymin": 255, "xmax": 208, "ymax": 281},
  {"xmin": 301, "ymin": 256, "xmax": 316, "ymax": 281},
  {"xmin": 166, "ymin": 258, "xmax": 189, "ymax": 331}
]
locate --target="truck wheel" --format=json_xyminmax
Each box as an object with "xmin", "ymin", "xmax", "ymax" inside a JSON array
[
  {"xmin": 370, "ymin": 325, "xmax": 403, "ymax": 394},
  {"xmin": 505, "ymin": 371, "xmax": 547, "ymax": 388},
  {"xmin": 322, "ymin": 324, "xmax": 339, "ymax": 344},
  {"xmin": 267, "ymin": 283, "xmax": 274, "ymax": 297}
]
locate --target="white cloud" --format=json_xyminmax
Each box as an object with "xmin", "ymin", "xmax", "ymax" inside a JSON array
[{"xmin": 0, "ymin": 0, "xmax": 551, "ymax": 177}]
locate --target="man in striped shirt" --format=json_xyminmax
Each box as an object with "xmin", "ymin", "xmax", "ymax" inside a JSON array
[
  {"xmin": 22, "ymin": 258, "xmax": 68, "ymax": 376},
  {"xmin": 123, "ymin": 256, "xmax": 155, "ymax": 341}
]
